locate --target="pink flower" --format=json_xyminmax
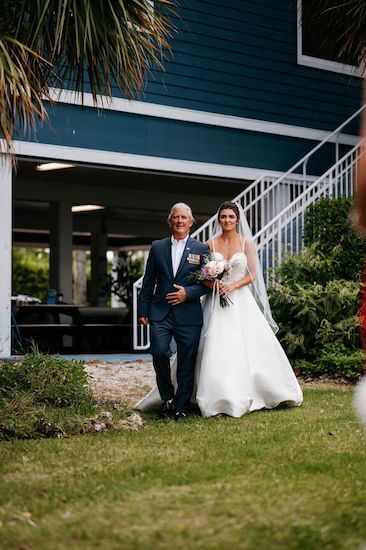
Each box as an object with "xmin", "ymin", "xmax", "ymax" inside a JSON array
[
  {"xmin": 205, "ymin": 260, "xmax": 224, "ymax": 277},
  {"xmin": 188, "ymin": 254, "xmax": 233, "ymax": 307},
  {"xmin": 200, "ymin": 265, "xmax": 211, "ymax": 278}
]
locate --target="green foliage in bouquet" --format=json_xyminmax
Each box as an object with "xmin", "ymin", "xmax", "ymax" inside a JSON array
[{"xmin": 269, "ymin": 198, "xmax": 365, "ymax": 382}]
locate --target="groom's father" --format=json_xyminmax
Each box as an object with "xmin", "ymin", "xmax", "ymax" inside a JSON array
[{"xmin": 138, "ymin": 203, "xmax": 209, "ymax": 421}]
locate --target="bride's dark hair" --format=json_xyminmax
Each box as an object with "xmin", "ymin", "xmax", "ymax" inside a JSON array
[{"xmin": 217, "ymin": 201, "xmax": 240, "ymax": 221}]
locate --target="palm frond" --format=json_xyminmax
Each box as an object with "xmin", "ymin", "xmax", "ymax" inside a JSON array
[
  {"xmin": 0, "ymin": 0, "xmax": 175, "ymax": 153},
  {"xmin": 0, "ymin": 33, "xmax": 53, "ymax": 154},
  {"xmin": 16, "ymin": 0, "xmax": 175, "ymax": 100}
]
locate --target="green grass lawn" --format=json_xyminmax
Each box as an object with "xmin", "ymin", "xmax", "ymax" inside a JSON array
[{"xmin": 1, "ymin": 387, "xmax": 366, "ymax": 549}]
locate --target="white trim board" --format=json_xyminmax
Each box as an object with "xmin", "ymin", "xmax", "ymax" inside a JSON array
[
  {"xmin": 48, "ymin": 88, "xmax": 359, "ymax": 147},
  {"xmin": 297, "ymin": 0, "xmax": 365, "ymax": 78},
  {"xmin": 9, "ymin": 139, "xmax": 288, "ymax": 181},
  {"xmin": 0, "ymin": 157, "xmax": 12, "ymax": 358}
]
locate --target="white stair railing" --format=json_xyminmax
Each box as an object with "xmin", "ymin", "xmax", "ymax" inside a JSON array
[
  {"xmin": 191, "ymin": 104, "xmax": 364, "ymax": 246},
  {"xmin": 191, "ymin": 173, "xmax": 315, "ymax": 243},
  {"xmin": 256, "ymin": 139, "xmax": 365, "ymax": 286},
  {"xmin": 133, "ymin": 105, "xmax": 364, "ymax": 349}
]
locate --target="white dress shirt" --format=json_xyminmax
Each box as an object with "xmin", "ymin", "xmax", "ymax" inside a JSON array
[{"xmin": 171, "ymin": 235, "xmax": 189, "ymax": 276}]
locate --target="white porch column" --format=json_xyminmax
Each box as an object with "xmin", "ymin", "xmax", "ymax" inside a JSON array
[
  {"xmin": 0, "ymin": 156, "xmax": 12, "ymax": 358},
  {"xmin": 90, "ymin": 227, "xmax": 108, "ymax": 306},
  {"xmin": 49, "ymin": 201, "xmax": 73, "ymax": 303}
]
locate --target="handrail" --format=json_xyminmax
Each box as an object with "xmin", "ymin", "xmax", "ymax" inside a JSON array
[
  {"xmin": 191, "ymin": 173, "xmax": 314, "ymax": 242},
  {"xmin": 258, "ymin": 104, "xmax": 364, "ymax": 190},
  {"xmin": 192, "ymin": 106, "xmax": 363, "ymax": 239},
  {"xmin": 255, "ymin": 139, "xmax": 364, "ymax": 285},
  {"xmin": 255, "ymin": 140, "xmax": 363, "ymax": 241}
]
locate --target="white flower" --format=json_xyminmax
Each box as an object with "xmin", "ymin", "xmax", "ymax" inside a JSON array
[
  {"xmin": 216, "ymin": 260, "xmax": 226, "ymax": 274},
  {"xmin": 205, "ymin": 260, "xmax": 222, "ymax": 277}
]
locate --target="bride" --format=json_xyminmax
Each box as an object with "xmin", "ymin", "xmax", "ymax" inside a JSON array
[{"xmin": 136, "ymin": 201, "xmax": 303, "ymax": 417}]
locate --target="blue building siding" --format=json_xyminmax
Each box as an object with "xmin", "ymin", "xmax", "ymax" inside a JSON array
[
  {"xmin": 33, "ymin": 103, "xmax": 343, "ymax": 174},
  {"xmin": 125, "ymin": 0, "xmax": 361, "ymax": 132}
]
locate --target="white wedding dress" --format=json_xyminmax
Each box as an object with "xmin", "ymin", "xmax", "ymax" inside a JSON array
[{"xmin": 135, "ymin": 250, "xmax": 303, "ymax": 417}]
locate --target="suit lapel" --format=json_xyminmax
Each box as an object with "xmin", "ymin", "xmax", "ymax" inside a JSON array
[
  {"xmin": 175, "ymin": 237, "xmax": 192, "ymax": 279},
  {"xmin": 165, "ymin": 237, "xmax": 174, "ymax": 279}
]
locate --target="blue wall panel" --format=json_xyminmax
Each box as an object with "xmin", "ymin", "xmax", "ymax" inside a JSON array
[
  {"xmin": 29, "ymin": 103, "xmax": 339, "ymax": 174},
  {"xmin": 66, "ymin": 0, "xmax": 361, "ymax": 132},
  {"xmin": 125, "ymin": 0, "xmax": 362, "ymax": 132}
]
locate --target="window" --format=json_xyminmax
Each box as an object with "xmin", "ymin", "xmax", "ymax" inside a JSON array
[{"xmin": 297, "ymin": 0, "xmax": 364, "ymax": 77}]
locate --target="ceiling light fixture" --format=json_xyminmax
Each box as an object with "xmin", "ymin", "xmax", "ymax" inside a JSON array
[
  {"xmin": 72, "ymin": 205, "xmax": 105, "ymax": 213},
  {"xmin": 36, "ymin": 162, "xmax": 75, "ymax": 172}
]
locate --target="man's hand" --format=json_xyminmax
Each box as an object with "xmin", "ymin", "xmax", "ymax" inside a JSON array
[
  {"xmin": 138, "ymin": 317, "xmax": 149, "ymax": 326},
  {"xmin": 166, "ymin": 284, "xmax": 188, "ymax": 306}
]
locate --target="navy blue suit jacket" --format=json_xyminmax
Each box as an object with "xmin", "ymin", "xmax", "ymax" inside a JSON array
[{"xmin": 137, "ymin": 236, "xmax": 210, "ymax": 325}]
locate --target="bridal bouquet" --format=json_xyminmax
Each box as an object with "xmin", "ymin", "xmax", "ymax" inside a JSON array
[{"xmin": 189, "ymin": 255, "xmax": 233, "ymax": 307}]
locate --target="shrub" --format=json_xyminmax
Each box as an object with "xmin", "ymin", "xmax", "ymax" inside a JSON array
[
  {"xmin": 0, "ymin": 352, "xmax": 135, "ymax": 440},
  {"xmin": 318, "ymin": 344, "xmax": 363, "ymax": 381},
  {"xmin": 294, "ymin": 345, "xmax": 364, "ymax": 383},
  {"xmin": 273, "ymin": 244, "xmax": 336, "ymax": 286},
  {"xmin": 270, "ymin": 271, "xmax": 364, "ymax": 381},
  {"xmin": 269, "ymin": 278, "xmax": 361, "ymax": 360},
  {"xmin": 269, "ymin": 196, "xmax": 366, "ymax": 381},
  {"xmin": 315, "ymin": 316, "xmax": 361, "ymax": 350},
  {"xmin": 303, "ymin": 197, "xmax": 366, "ymax": 280},
  {"xmin": 0, "ymin": 352, "xmax": 93, "ymax": 408}
]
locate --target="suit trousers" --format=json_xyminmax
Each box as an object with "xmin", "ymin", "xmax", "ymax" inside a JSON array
[{"xmin": 150, "ymin": 309, "xmax": 201, "ymax": 412}]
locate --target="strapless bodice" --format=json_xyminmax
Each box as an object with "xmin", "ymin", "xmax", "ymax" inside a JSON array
[{"xmin": 212, "ymin": 251, "xmax": 247, "ymax": 282}]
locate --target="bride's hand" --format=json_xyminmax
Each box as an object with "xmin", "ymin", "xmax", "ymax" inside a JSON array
[{"xmin": 218, "ymin": 282, "xmax": 237, "ymax": 295}]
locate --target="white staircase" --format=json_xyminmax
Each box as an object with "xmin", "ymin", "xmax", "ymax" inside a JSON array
[
  {"xmin": 257, "ymin": 139, "xmax": 364, "ymax": 286},
  {"xmin": 133, "ymin": 106, "xmax": 365, "ymax": 349}
]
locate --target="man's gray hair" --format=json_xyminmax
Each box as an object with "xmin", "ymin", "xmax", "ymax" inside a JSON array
[{"xmin": 167, "ymin": 202, "xmax": 195, "ymax": 224}]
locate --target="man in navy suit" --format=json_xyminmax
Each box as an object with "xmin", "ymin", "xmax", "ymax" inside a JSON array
[{"xmin": 138, "ymin": 203, "xmax": 210, "ymax": 421}]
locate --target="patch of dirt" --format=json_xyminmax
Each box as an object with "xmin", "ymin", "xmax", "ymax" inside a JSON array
[
  {"xmin": 85, "ymin": 360, "xmax": 155, "ymax": 405},
  {"xmin": 299, "ymin": 378, "xmax": 354, "ymax": 389}
]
